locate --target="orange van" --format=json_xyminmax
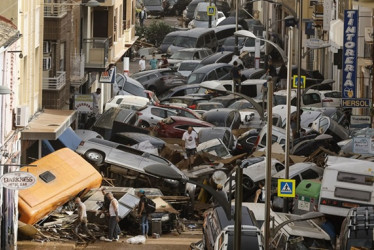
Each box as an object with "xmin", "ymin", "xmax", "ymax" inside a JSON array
[{"xmin": 18, "ymin": 148, "xmax": 102, "ymax": 224}]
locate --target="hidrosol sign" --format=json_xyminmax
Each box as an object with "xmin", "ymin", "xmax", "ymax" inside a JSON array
[{"xmin": 0, "ymin": 171, "xmax": 37, "ymax": 190}]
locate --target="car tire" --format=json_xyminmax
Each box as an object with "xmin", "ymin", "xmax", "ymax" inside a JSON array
[
  {"xmin": 140, "ymin": 121, "xmax": 150, "ymax": 128},
  {"xmin": 243, "ymin": 175, "xmax": 255, "ymax": 190},
  {"xmin": 84, "ymin": 150, "xmax": 104, "ymax": 166}
]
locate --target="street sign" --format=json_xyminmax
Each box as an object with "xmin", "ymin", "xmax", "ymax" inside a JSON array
[
  {"xmin": 278, "ymin": 179, "xmax": 295, "ymax": 198},
  {"xmin": 0, "ymin": 171, "xmax": 37, "ymax": 190},
  {"xmin": 341, "ymin": 98, "xmax": 370, "ymax": 108},
  {"xmin": 74, "ymin": 94, "xmax": 93, "ymax": 113},
  {"xmin": 207, "ymin": 6, "xmax": 216, "ymax": 16},
  {"xmin": 292, "ymin": 75, "xmax": 306, "ymax": 88},
  {"xmin": 350, "ymin": 115, "xmax": 371, "ymax": 129}
]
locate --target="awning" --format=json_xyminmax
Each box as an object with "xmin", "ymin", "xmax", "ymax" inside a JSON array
[
  {"xmin": 329, "ymin": 19, "xmax": 343, "ymax": 52},
  {"xmin": 21, "ymin": 109, "xmax": 77, "ymax": 140}
]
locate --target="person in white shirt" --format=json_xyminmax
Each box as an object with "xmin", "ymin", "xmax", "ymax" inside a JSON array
[
  {"xmin": 182, "ymin": 126, "xmax": 199, "ymax": 170},
  {"xmin": 91, "ymin": 88, "xmax": 101, "ymax": 118},
  {"xmin": 139, "ymin": 55, "xmax": 146, "ymax": 72},
  {"xmin": 74, "ymin": 197, "xmax": 95, "ymax": 241},
  {"xmin": 105, "ymin": 192, "xmax": 121, "ymax": 242}
]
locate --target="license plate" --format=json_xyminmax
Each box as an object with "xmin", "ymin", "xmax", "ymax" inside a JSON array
[{"xmin": 298, "ymin": 200, "xmax": 310, "ymax": 211}]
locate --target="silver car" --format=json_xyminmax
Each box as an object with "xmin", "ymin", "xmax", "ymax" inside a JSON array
[
  {"xmin": 137, "ymin": 106, "xmax": 178, "ymax": 128},
  {"xmin": 76, "ymin": 138, "xmax": 187, "ymax": 181}
]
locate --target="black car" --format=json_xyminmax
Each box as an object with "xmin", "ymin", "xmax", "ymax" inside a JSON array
[
  {"xmin": 215, "ymin": 1, "xmax": 230, "ymax": 17},
  {"xmin": 233, "ymin": 129, "xmax": 259, "ymax": 155},
  {"xmin": 167, "ymin": 0, "xmax": 191, "ymax": 15},
  {"xmin": 210, "ymin": 94, "xmax": 242, "ymax": 107},
  {"xmin": 195, "ymin": 51, "xmax": 234, "ymax": 70},
  {"xmin": 198, "ymin": 127, "xmax": 236, "ymax": 151},
  {"xmin": 240, "ymin": 68, "xmax": 266, "ymax": 81},
  {"xmin": 158, "ymin": 83, "xmax": 201, "ymax": 100},
  {"xmin": 187, "ymin": 63, "xmax": 232, "ymax": 84},
  {"xmin": 111, "ymin": 132, "xmax": 166, "ymax": 150},
  {"xmin": 131, "ymin": 68, "xmax": 186, "ymax": 95},
  {"xmin": 202, "ymin": 108, "xmax": 241, "ymax": 130},
  {"xmin": 92, "ymin": 107, "xmax": 145, "ymax": 140}
]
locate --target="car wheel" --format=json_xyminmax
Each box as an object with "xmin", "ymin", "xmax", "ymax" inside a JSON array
[
  {"xmin": 140, "ymin": 121, "xmax": 150, "ymax": 128},
  {"xmin": 242, "ymin": 175, "xmax": 255, "ymax": 190},
  {"xmin": 84, "ymin": 150, "xmax": 104, "ymax": 166}
]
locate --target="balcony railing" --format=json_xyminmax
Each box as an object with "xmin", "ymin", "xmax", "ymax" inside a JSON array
[
  {"xmin": 83, "ymin": 37, "xmax": 110, "ymax": 69},
  {"xmin": 44, "ymin": 0, "xmax": 68, "ymax": 18},
  {"xmin": 43, "ymin": 71, "xmax": 66, "ymax": 90}
]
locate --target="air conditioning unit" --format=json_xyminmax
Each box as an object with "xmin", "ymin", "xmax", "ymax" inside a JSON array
[
  {"xmin": 43, "ymin": 57, "xmax": 51, "ymax": 71},
  {"xmin": 43, "ymin": 41, "xmax": 50, "ymax": 54},
  {"xmin": 16, "ymin": 106, "xmax": 30, "ymax": 127}
]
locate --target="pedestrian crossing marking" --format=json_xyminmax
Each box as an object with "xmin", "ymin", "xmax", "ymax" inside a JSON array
[
  {"xmin": 281, "ymin": 183, "xmax": 291, "ymax": 192},
  {"xmin": 207, "ymin": 6, "xmax": 216, "ymax": 16},
  {"xmin": 278, "ymin": 179, "xmax": 296, "ymax": 198}
]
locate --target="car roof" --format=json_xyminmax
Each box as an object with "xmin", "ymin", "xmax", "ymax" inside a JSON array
[
  {"xmin": 182, "ymin": 28, "xmax": 215, "ymax": 38},
  {"xmin": 204, "ymin": 108, "xmax": 236, "ymax": 115},
  {"xmin": 214, "ymin": 206, "xmax": 255, "ymax": 229},
  {"xmin": 176, "ymin": 48, "xmax": 211, "ymax": 52},
  {"xmin": 213, "ymin": 24, "xmax": 240, "ymax": 32},
  {"xmin": 131, "ymin": 68, "xmax": 174, "ymax": 78},
  {"xmin": 191, "ymin": 63, "xmax": 231, "ymax": 73},
  {"xmin": 115, "ymin": 132, "xmax": 165, "ymax": 143},
  {"xmin": 169, "ymin": 115, "xmax": 212, "ymax": 125},
  {"xmin": 273, "ymin": 162, "xmax": 320, "ymax": 178},
  {"xmin": 199, "ymin": 51, "xmax": 233, "ymax": 64}
]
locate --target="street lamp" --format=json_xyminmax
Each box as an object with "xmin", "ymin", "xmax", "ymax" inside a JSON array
[{"xmin": 234, "ymin": 30, "xmax": 288, "ymax": 63}]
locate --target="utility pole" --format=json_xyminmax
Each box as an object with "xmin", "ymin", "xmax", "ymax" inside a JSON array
[
  {"xmin": 264, "ymin": 79, "xmax": 273, "ymax": 250},
  {"xmin": 296, "ymin": 0, "xmax": 303, "ymax": 136},
  {"xmin": 209, "ymin": 0, "xmax": 212, "ymax": 28},
  {"xmin": 234, "ymin": 0, "xmax": 239, "ymax": 55}
]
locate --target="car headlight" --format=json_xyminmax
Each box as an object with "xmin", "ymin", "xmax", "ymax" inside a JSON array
[{"xmin": 161, "ymin": 214, "xmax": 170, "ymax": 222}]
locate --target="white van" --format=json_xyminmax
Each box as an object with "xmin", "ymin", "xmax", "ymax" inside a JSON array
[
  {"xmin": 319, "ymin": 156, "xmax": 374, "ymax": 217},
  {"xmin": 273, "ymin": 89, "xmax": 323, "ymax": 108}
]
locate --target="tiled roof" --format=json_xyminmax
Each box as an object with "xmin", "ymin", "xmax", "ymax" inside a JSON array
[{"xmin": 0, "ymin": 15, "xmax": 19, "ymax": 48}]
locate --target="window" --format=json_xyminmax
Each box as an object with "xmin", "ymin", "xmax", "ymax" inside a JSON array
[
  {"xmin": 151, "ymin": 108, "xmax": 166, "ymax": 118},
  {"xmin": 337, "ymin": 172, "xmax": 374, "ymax": 186},
  {"xmin": 207, "ymin": 71, "xmax": 217, "ymax": 80},
  {"xmin": 335, "ymin": 187, "xmax": 371, "ymax": 202},
  {"xmin": 205, "ymin": 34, "xmax": 211, "ymax": 44},
  {"xmin": 301, "ymin": 169, "xmax": 319, "ymax": 180},
  {"xmin": 260, "ymin": 134, "xmax": 278, "ymax": 146},
  {"xmin": 216, "ymin": 67, "xmax": 228, "ymax": 78}
]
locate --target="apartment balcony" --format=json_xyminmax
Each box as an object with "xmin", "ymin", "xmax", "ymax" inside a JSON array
[
  {"xmin": 43, "ymin": 71, "xmax": 66, "ymax": 90},
  {"xmin": 83, "ymin": 37, "xmax": 110, "ymax": 71},
  {"xmin": 44, "ymin": 0, "xmax": 68, "ymax": 18},
  {"xmin": 71, "ymin": 53, "xmax": 87, "ymax": 86}
]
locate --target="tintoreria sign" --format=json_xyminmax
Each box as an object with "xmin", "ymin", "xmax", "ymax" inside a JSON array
[
  {"xmin": 0, "ymin": 171, "xmax": 37, "ymax": 190},
  {"xmin": 342, "ymin": 10, "xmax": 358, "ymax": 105}
]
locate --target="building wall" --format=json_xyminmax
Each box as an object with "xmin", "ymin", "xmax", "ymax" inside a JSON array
[{"xmin": 17, "ymin": 0, "xmax": 44, "ymax": 116}]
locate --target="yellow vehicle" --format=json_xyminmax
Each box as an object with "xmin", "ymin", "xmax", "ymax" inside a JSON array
[{"xmin": 18, "ymin": 148, "xmax": 102, "ymax": 225}]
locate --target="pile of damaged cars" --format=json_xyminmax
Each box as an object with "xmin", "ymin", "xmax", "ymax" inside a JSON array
[{"xmin": 18, "ymin": 70, "xmax": 374, "ymax": 250}]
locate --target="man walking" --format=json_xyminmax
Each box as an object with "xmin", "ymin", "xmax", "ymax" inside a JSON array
[
  {"xmin": 139, "ymin": 55, "xmax": 146, "ymax": 72},
  {"xmin": 230, "ymin": 61, "xmax": 241, "ymax": 93},
  {"xmin": 105, "ymin": 192, "xmax": 120, "ymax": 242},
  {"xmin": 74, "ymin": 197, "xmax": 95, "ymax": 241},
  {"xmin": 139, "ymin": 5, "xmax": 147, "ymax": 28},
  {"xmin": 137, "ymin": 190, "xmax": 149, "ymax": 237},
  {"xmin": 182, "ymin": 126, "xmax": 199, "ymax": 170},
  {"xmin": 92, "ymin": 88, "xmax": 101, "ymax": 118}
]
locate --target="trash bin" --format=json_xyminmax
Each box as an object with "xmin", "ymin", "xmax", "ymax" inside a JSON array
[
  {"xmin": 151, "ymin": 219, "xmax": 162, "ymax": 235},
  {"xmin": 293, "ymin": 180, "xmax": 321, "ymax": 215}
]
